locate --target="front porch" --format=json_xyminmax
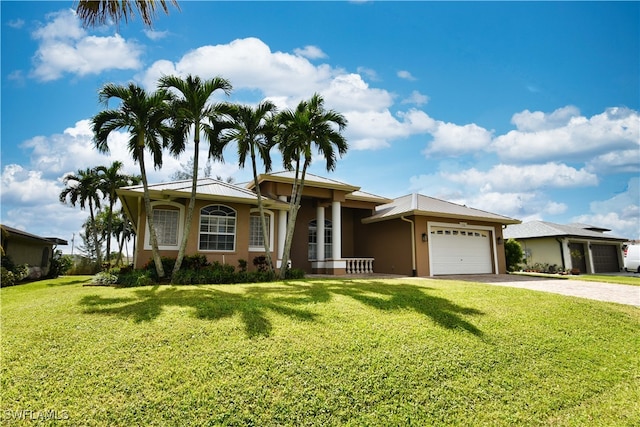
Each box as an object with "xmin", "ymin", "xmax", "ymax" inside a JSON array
[{"xmin": 311, "ymin": 257, "xmax": 375, "ymax": 275}]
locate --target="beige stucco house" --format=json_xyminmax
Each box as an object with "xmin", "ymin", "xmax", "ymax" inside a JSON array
[
  {"xmin": 504, "ymin": 221, "xmax": 627, "ymax": 273},
  {"xmin": 1, "ymin": 225, "xmax": 67, "ymax": 278},
  {"xmin": 118, "ymin": 172, "xmax": 520, "ymax": 277}
]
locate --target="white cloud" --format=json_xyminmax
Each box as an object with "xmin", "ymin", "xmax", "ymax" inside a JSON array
[
  {"xmin": 8, "ymin": 19, "xmax": 25, "ymax": 29},
  {"xmin": 423, "ymin": 121, "xmax": 493, "ymax": 156},
  {"xmin": 442, "ymin": 162, "xmax": 598, "ymax": 192},
  {"xmin": 580, "ymin": 177, "xmax": 639, "ymax": 236},
  {"xmin": 345, "ymin": 109, "xmax": 435, "ymax": 150},
  {"xmin": 401, "ymin": 90, "xmax": 429, "ymax": 106},
  {"xmin": 30, "ymin": 9, "xmax": 143, "ymax": 81},
  {"xmin": 293, "ymin": 45, "xmax": 327, "ymax": 59},
  {"xmin": 586, "ymin": 149, "xmax": 640, "ymax": 174},
  {"xmin": 144, "ymin": 29, "xmax": 169, "ymax": 40},
  {"xmin": 491, "ymin": 106, "xmax": 640, "ymax": 162},
  {"xmin": 511, "ymin": 105, "xmax": 580, "ymax": 132},
  {"xmin": 397, "ymin": 70, "xmax": 416, "ymax": 81},
  {"xmin": 356, "ymin": 66, "xmax": 379, "ymax": 81}
]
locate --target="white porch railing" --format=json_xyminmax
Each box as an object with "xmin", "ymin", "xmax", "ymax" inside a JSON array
[{"xmin": 345, "ymin": 258, "xmax": 375, "ymax": 274}]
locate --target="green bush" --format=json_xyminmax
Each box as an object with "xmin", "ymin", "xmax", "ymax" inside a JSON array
[
  {"xmin": 1, "ymin": 266, "xmax": 16, "ymax": 287},
  {"xmin": 116, "ymin": 270, "xmax": 153, "ymax": 288},
  {"xmin": 504, "ymin": 238, "xmax": 524, "ymax": 272},
  {"xmin": 47, "ymin": 251, "xmax": 72, "ymax": 278},
  {"xmin": 285, "ymin": 268, "xmax": 306, "ymax": 280},
  {"xmin": 94, "ymin": 271, "xmax": 119, "ymax": 286}
]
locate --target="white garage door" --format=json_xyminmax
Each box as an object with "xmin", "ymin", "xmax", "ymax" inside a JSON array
[{"xmin": 430, "ymin": 226, "xmax": 493, "ymax": 275}]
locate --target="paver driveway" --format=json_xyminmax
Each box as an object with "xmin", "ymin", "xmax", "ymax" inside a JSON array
[{"xmin": 434, "ymin": 274, "xmax": 640, "ymax": 307}]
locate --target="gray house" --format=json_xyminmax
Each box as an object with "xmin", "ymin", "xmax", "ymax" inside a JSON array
[
  {"xmin": 504, "ymin": 221, "xmax": 627, "ymax": 273},
  {"xmin": 1, "ymin": 225, "xmax": 67, "ymax": 279}
]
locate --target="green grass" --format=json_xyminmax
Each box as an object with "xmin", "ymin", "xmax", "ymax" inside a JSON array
[
  {"xmin": 2, "ymin": 276, "xmax": 639, "ymax": 426},
  {"xmin": 567, "ymin": 274, "xmax": 640, "ymax": 286},
  {"xmin": 512, "ymin": 271, "xmax": 640, "ymax": 286}
]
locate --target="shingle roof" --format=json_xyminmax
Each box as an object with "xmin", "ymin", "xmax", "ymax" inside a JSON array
[
  {"xmin": 504, "ymin": 221, "xmax": 627, "ymax": 241},
  {"xmin": 362, "ymin": 193, "xmax": 520, "ymax": 224}
]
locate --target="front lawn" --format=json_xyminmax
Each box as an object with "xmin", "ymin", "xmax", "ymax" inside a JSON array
[{"xmin": 2, "ymin": 276, "xmax": 639, "ymax": 426}]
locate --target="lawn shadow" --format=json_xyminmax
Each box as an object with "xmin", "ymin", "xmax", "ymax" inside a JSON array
[
  {"xmin": 79, "ymin": 279, "xmax": 485, "ymax": 338},
  {"xmin": 80, "ymin": 285, "xmax": 320, "ymax": 338},
  {"xmin": 321, "ymin": 280, "xmax": 485, "ymax": 337}
]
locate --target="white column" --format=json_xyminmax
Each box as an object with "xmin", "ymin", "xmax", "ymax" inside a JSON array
[
  {"xmin": 277, "ymin": 196, "xmax": 287, "ymax": 266},
  {"xmin": 317, "ymin": 206, "xmax": 325, "ymax": 262},
  {"xmin": 332, "ymin": 201, "xmax": 342, "ymax": 260}
]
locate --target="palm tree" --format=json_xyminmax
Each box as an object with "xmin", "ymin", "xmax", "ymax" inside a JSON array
[
  {"xmin": 276, "ymin": 93, "xmax": 348, "ymax": 279},
  {"xmin": 158, "ymin": 74, "xmax": 232, "ymax": 279},
  {"xmin": 60, "ymin": 167, "xmax": 104, "ymax": 266},
  {"xmin": 75, "ymin": 0, "xmax": 180, "ymax": 28},
  {"xmin": 223, "ymin": 100, "xmax": 278, "ymax": 273},
  {"xmin": 95, "ymin": 161, "xmax": 140, "ymax": 264},
  {"xmin": 92, "ymin": 83, "xmax": 173, "ymax": 279}
]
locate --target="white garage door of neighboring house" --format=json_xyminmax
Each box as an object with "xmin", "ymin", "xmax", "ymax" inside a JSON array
[{"xmin": 430, "ymin": 226, "xmax": 493, "ymax": 275}]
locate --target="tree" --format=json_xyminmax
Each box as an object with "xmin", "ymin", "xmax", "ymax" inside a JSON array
[
  {"xmin": 60, "ymin": 167, "xmax": 104, "ymax": 266},
  {"xmin": 95, "ymin": 161, "xmax": 140, "ymax": 264},
  {"xmin": 504, "ymin": 238, "xmax": 524, "ymax": 272},
  {"xmin": 224, "ymin": 100, "xmax": 278, "ymax": 273},
  {"xmin": 158, "ymin": 74, "xmax": 232, "ymax": 280},
  {"xmin": 75, "ymin": 0, "xmax": 180, "ymax": 28},
  {"xmin": 170, "ymin": 156, "xmax": 213, "ymax": 181},
  {"xmin": 92, "ymin": 83, "xmax": 173, "ymax": 279},
  {"xmin": 276, "ymin": 94, "xmax": 348, "ymax": 279}
]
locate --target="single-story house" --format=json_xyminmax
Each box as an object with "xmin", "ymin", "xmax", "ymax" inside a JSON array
[
  {"xmin": 117, "ymin": 172, "xmax": 520, "ymax": 277},
  {"xmin": 0, "ymin": 224, "xmax": 68, "ymax": 278},
  {"xmin": 503, "ymin": 221, "xmax": 627, "ymax": 273}
]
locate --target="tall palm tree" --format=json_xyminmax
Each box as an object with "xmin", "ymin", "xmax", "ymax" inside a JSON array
[
  {"xmin": 60, "ymin": 167, "xmax": 104, "ymax": 266},
  {"xmin": 276, "ymin": 93, "xmax": 348, "ymax": 279},
  {"xmin": 92, "ymin": 83, "xmax": 173, "ymax": 278},
  {"xmin": 95, "ymin": 161, "xmax": 140, "ymax": 264},
  {"xmin": 223, "ymin": 100, "xmax": 278, "ymax": 273},
  {"xmin": 75, "ymin": 0, "xmax": 180, "ymax": 28},
  {"xmin": 158, "ymin": 74, "xmax": 232, "ymax": 279}
]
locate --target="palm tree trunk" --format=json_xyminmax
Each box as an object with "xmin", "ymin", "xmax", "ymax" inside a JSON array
[
  {"xmin": 278, "ymin": 159, "xmax": 307, "ymax": 279},
  {"xmin": 251, "ymin": 149, "xmax": 274, "ymax": 273},
  {"xmin": 172, "ymin": 131, "xmax": 199, "ymax": 280},
  {"xmin": 105, "ymin": 198, "xmax": 114, "ymax": 264},
  {"xmin": 139, "ymin": 145, "xmax": 165, "ymax": 278},
  {"xmin": 89, "ymin": 200, "xmax": 103, "ymax": 268}
]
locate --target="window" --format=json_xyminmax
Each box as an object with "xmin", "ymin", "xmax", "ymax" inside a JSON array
[
  {"xmin": 153, "ymin": 208, "xmax": 179, "ymax": 246},
  {"xmin": 308, "ymin": 219, "xmax": 332, "ymax": 260},
  {"xmin": 249, "ymin": 211, "xmax": 272, "ymax": 249},
  {"xmin": 199, "ymin": 205, "xmax": 236, "ymax": 251}
]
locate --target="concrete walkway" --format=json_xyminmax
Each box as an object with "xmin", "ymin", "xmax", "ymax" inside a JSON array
[{"xmin": 433, "ymin": 274, "xmax": 640, "ymax": 307}]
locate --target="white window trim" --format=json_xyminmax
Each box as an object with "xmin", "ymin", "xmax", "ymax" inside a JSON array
[
  {"xmin": 143, "ymin": 201, "xmax": 184, "ymax": 251},
  {"xmin": 308, "ymin": 219, "xmax": 333, "ymax": 261},
  {"xmin": 198, "ymin": 204, "xmax": 237, "ymax": 253},
  {"xmin": 249, "ymin": 209, "xmax": 275, "ymax": 252}
]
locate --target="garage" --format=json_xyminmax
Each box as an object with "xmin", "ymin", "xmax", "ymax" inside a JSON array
[
  {"xmin": 591, "ymin": 244, "xmax": 621, "ymax": 273},
  {"xmin": 430, "ymin": 226, "xmax": 493, "ymax": 275}
]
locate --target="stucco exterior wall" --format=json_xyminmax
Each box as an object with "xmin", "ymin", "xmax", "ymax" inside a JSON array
[
  {"xmin": 360, "ymin": 219, "xmax": 414, "ymax": 276},
  {"xmin": 519, "ymin": 238, "xmax": 564, "ymax": 267},
  {"xmin": 134, "ymin": 199, "xmax": 278, "ymax": 271},
  {"xmin": 5, "ymin": 240, "xmax": 52, "ymax": 273}
]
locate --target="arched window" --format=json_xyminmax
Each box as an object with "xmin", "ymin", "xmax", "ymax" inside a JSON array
[
  {"xmin": 308, "ymin": 219, "xmax": 332, "ymax": 260},
  {"xmin": 199, "ymin": 205, "xmax": 236, "ymax": 251}
]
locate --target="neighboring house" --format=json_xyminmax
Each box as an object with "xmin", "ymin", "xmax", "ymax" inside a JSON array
[
  {"xmin": 117, "ymin": 172, "xmax": 520, "ymax": 277},
  {"xmin": 1, "ymin": 225, "xmax": 67, "ymax": 278},
  {"xmin": 504, "ymin": 221, "xmax": 627, "ymax": 274}
]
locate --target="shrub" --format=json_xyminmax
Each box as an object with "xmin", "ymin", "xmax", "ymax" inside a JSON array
[
  {"xmin": 183, "ymin": 254, "xmax": 210, "ymax": 270},
  {"xmin": 285, "ymin": 268, "xmax": 306, "ymax": 280},
  {"xmin": 1, "ymin": 267, "xmax": 16, "ymax": 287},
  {"xmin": 253, "ymin": 256, "xmax": 270, "ymax": 272},
  {"xmin": 47, "ymin": 251, "xmax": 72, "ymax": 278},
  {"xmin": 94, "ymin": 271, "xmax": 119, "ymax": 286},
  {"xmin": 504, "ymin": 238, "xmax": 524, "ymax": 272},
  {"xmin": 117, "ymin": 270, "xmax": 153, "ymax": 288}
]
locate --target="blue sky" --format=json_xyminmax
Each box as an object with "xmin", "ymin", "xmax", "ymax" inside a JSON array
[{"xmin": 2, "ymin": 1, "xmax": 639, "ymax": 253}]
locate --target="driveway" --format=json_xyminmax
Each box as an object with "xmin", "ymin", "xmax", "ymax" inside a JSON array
[{"xmin": 434, "ymin": 274, "xmax": 640, "ymax": 307}]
